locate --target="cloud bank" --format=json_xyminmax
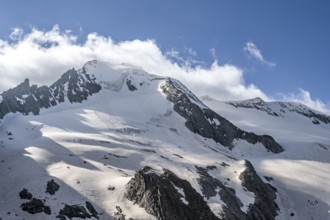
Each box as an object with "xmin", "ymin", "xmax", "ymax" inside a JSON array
[
  {"xmin": 0, "ymin": 25, "xmax": 328, "ymax": 113},
  {"xmin": 0, "ymin": 25, "xmax": 268, "ymax": 101},
  {"xmin": 244, "ymin": 42, "xmax": 276, "ymax": 67}
]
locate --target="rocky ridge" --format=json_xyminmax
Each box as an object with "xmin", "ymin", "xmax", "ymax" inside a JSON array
[
  {"xmin": 126, "ymin": 164, "xmax": 279, "ymax": 220},
  {"xmin": 227, "ymin": 97, "xmax": 330, "ymax": 125},
  {"xmin": 0, "ymin": 68, "xmax": 101, "ymax": 119},
  {"xmin": 160, "ymin": 79, "xmax": 284, "ymax": 153}
]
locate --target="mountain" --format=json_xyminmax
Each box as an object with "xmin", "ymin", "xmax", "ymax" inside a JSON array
[
  {"xmin": 0, "ymin": 61, "xmax": 328, "ymax": 220},
  {"xmin": 0, "ymin": 65, "xmax": 101, "ymax": 119},
  {"xmin": 202, "ymin": 96, "xmax": 330, "ymax": 220},
  {"xmin": 226, "ymin": 97, "xmax": 330, "ymax": 125}
]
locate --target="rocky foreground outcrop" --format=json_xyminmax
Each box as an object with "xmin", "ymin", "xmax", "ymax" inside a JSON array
[
  {"xmin": 125, "ymin": 164, "xmax": 279, "ymax": 220},
  {"xmin": 126, "ymin": 166, "xmax": 219, "ymax": 220},
  {"xmin": 239, "ymin": 160, "xmax": 279, "ymax": 220}
]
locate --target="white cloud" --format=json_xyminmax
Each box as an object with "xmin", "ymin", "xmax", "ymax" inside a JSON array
[
  {"xmin": 210, "ymin": 48, "xmax": 216, "ymax": 61},
  {"xmin": 0, "ymin": 26, "xmax": 267, "ymax": 102},
  {"xmin": 279, "ymin": 89, "xmax": 330, "ymax": 114},
  {"xmin": 185, "ymin": 47, "xmax": 197, "ymax": 57},
  {"xmin": 0, "ymin": 25, "xmax": 328, "ymax": 114},
  {"xmin": 244, "ymin": 41, "xmax": 276, "ymax": 67},
  {"xmin": 9, "ymin": 28, "xmax": 24, "ymax": 41}
]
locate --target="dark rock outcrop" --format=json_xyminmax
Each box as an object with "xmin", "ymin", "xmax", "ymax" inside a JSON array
[
  {"xmin": 86, "ymin": 201, "xmax": 99, "ymax": 219},
  {"xmin": 0, "ymin": 68, "xmax": 101, "ymax": 119},
  {"xmin": 196, "ymin": 163, "xmax": 279, "ymax": 220},
  {"xmin": 126, "ymin": 79, "xmax": 137, "ymax": 91},
  {"xmin": 0, "ymin": 79, "xmax": 40, "ymax": 118},
  {"xmin": 125, "ymin": 166, "xmax": 219, "ymax": 220},
  {"xmin": 45, "ymin": 179, "xmax": 60, "ymax": 195},
  {"xmin": 52, "ymin": 68, "xmax": 101, "ymax": 104},
  {"xmin": 195, "ymin": 166, "xmax": 246, "ymax": 220},
  {"xmin": 21, "ymin": 198, "xmax": 51, "ymax": 215},
  {"xmin": 160, "ymin": 78, "xmax": 284, "ymax": 153},
  {"xmin": 113, "ymin": 206, "xmax": 126, "ymax": 220},
  {"xmin": 56, "ymin": 202, "xmax": 99, "ymax": 219},
  {"xmin": 239, "ymin": 160, "xmax": 279, "ymax": 220},
  {"xmin": 19, "ymin": 188, "xmax": 33, "ymax": 200}
]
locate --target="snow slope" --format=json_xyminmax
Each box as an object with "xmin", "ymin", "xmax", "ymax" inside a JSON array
[
  {"xmin": 1, "ymin": 60, "xmax": 328, "ymax": 220},
  {"xmin": 202, "ymin": 96, "xmax": 330, "ymax": 220},
  {"xmin": 0, "ymin": 61, "xmax": 274, "ymax": 219}
]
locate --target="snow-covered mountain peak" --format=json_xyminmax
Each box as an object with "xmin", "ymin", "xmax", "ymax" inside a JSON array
[
  {"xmin": 80, "ymin": 60, "xmax": 163, "ymax": 93},
  {"xmin": 1, "ymin": 61, "xmax": 329, "ymax": 220},
  {"xmin": 0, "ymin": 60, "xmax": 160, "ymax": 119}
]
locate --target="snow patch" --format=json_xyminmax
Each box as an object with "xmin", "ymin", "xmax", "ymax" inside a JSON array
[
  {"xmin": 207, "ymin": 118, "xmax": 221, "ymax": 126},
  {"xmin": 21, "ymin": 94, "xmax": 29, "ymax": 99},
  {"xmin": 16, "ymin": 97, "xmax": 25, "ymax": 104},
  {"xmin": 171, "ymin": 182, "xmax": 189, "ymax": 205}
]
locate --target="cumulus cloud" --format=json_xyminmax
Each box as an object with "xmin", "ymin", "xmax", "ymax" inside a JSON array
[
  {"xmin": 279, "ymin": 89, "xmax": 330, "ymax": 114},
  {"xmin": 210, "ymin": 48, "xmax": 217, "ymax": 61},
  {"xmin": 0, "ymin": 25, "xmax": 268, "ymax": 101},
  {"xmin": 0, "ymin": 25, "xmax": 328, "ymax": 114},
  {"xmin": 9, "ymin": 28, "xmax": 24, "ymax": 41},
  {"xmin": 244, "ymin": 41, "xmax": 276, "ymax": 67}
]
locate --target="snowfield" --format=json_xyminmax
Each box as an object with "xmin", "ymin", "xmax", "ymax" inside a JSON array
[
  {"xmin": 202, "ymin": 96, "xmax": 330, "ymax": 220},
  {"xmin": 0, "ymin": 61, "xmax": 329, "ymax": 219}
]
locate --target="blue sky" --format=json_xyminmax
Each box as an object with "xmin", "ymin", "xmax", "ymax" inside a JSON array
[{"xmin": 0, "ymin": 0, "xmax": 329, "ymax": 111}]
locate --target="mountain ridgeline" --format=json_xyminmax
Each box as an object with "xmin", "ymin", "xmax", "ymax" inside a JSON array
[
  {"xmin": 0, "ymin": 62, "xmax": 283, "ymax": 154},
  {"xmin": 0, "ymin": 68, "xmax": 101, "ymax": 119},
  {"xmin": 227, "ymin": 97, "xmax": 330, "ymax": 125},
  {"xmin": 161, "ymin": 79, "xmax": 283, "ymax": 153},
  {"xmin": 0, "ymin": 61, "xmax": 286, "ymax": 220}
]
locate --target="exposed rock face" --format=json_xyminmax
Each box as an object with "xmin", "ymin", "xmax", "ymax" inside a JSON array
[
  {"xmin": 126, "ymin": 79, "xmax": 137, "ymax": 91},
  {"xmin": 160, "ymin": 78, "xmax": 284, "ymax": 153},
  {"xmin": 21, "ymin": 198, "xmax": 51, "ymax": 215},
  {"xmin": 19, "ymin": 183, "xmax": 98, "ymax": 219},
  {"xmin": 195, "ymin": 166, "xmax": 246, "ymax": 220},
  {"xmin": 126, "ymin": 165, "xmax": 279, "ymax": 220},
  {"xmin": 0, "ymin": 68, "xmax": 101, "ymax": 119},
  {"xmin": 125, "ymin": 166, "xmax": 219, "ymax": 220},
  {"xmin": 52, "ymin": 68, "xmax": 101, "ymax": 104},
  {"xmin": 56, "ymin": 202, "xmax": 99, "ymax": 219},
  {"xmin": 46, "ymin": 179, "xmax": 60, "ymax": 195},
  {"xmin": 86, "ymin": 201, "xmax": 99, "ymax": 219},
  {"xmin": 0, "ymin": 79, "xmax": 40, "ymax": 118},
  {"xmin": 196, "ymin": 164, "xmax": 279, "ymax": 220},
  {"xmin": 239, "ymin": 160, "xmax": 279, "ymax": 220},
  {"xmin": 19, "ymin": 188, "xmax": 33, "ymax": 200},
  {"xmin": 113, "ymin": 206, "xmax": 126, "ymax": 220},
  {"xmin": 228, "ymin": 97, "xmax": 330, "ymax": 125}
]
